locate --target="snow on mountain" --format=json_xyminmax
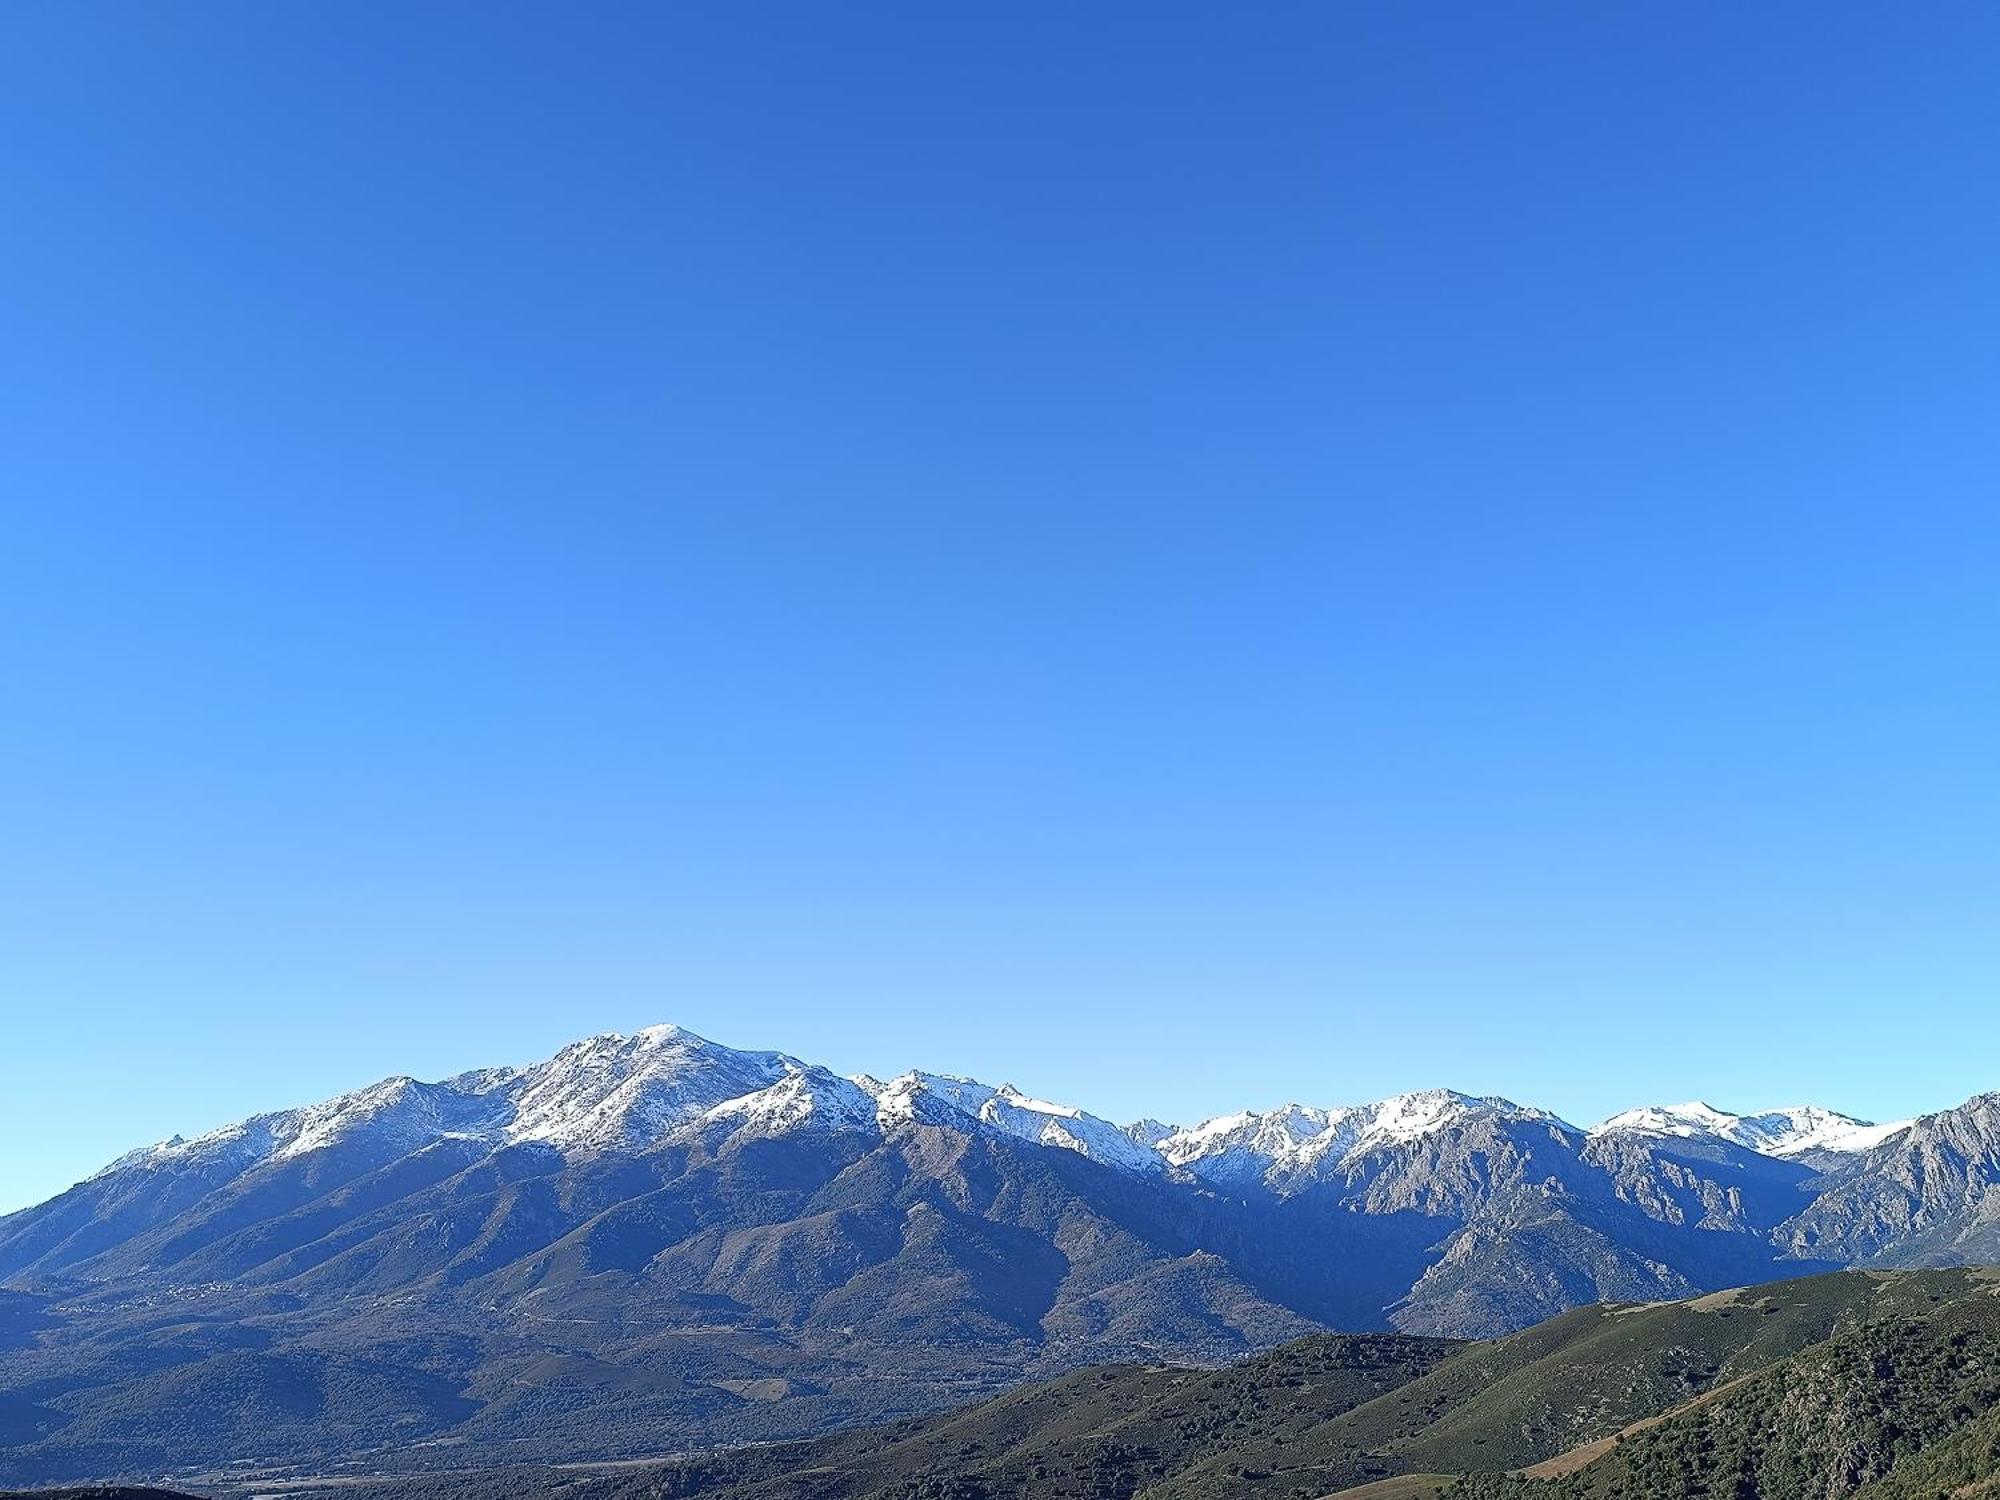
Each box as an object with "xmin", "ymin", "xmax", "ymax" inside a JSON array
[
  {"xmin": 1123, "ymin": 1118, "xmax": 1179, "ymax": 1149},
  {"xmin": 83, "ymin": 1022, "xmax": 1919, "ymax": 1208},
  {"xmin": 91, "ymin": 1074, "xmax": 512, "ymax": 1180},
  {"xmin": 275, "ymin": 1075, "xmax": 510, "ymax": 1159},
  {"xmin": 1777, "ymin": 1091, "xmax": 2000, "ymax": 1262},
  {"xmin": 90, "ymin": 1026, "xmax": 790, "ymax": 1180},
  {"xmin": 1359, "ymin": 1088, "xmax": 1565, "ymax": 1146},
  {"xmin": 1157, "ymin": 1104, "xmax": 1356, "ymax": 1189},
  {"xmin": 866, "ymin": 1071, "xmax": 1164, "ymax": 1173},
  {"xmin": 1158, "ymin": 1090, "xmax": 1570, "ymax": 1193},
  {"xmin": 1773, "ymin": 1108, "xmax": 1911, "ymax": 1156},
  {"xmin": 501, "ymin": 1024, "xmax": 795, "ymax": 1150},
  {"xmin": 1591, "ymin": 1101, "xmax": 1910, "ymax": 1159},
  {"xmin": 87, "ymin": 1117, "xmax": 285, "ymax": 1180},
  {"xmin": 694, "ymin": 1063, "xmax": 879, "ymax": 1139}
]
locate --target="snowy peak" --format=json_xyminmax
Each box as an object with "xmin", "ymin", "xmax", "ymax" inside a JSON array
[
  {"xmin": 272, "ymin": 1075, "xmax": 509, "ymax": 1161},
  {"xmin": 502, "ymin": 1024, "xmax": 795, "ymax": 1150},
  {"xmin": 1161, "ymin": 1103, "xmax": 1340, "ymax": 1160},
  {"xmin": 1354, "ymin": 1088, "xmax": 1563, "ymax": 1147},
  {"xmin": 1155, "ymin": 1104, "xmax": 1352, "ymax": 1191},
  {"xmin": 1759, "ymin": 1106, "xmax": 1912, "ymax": 1157},
  {"xmin": 79, "ymin": 1022, "xmax": 1927, "ymax": 1208},
  {"xmin": 1159, "ymin": 1103, "xmax": 1346, "ymax": 1170},
  {"xmin": 1157, "ymin": 1090, "xmax": 1567, "ymax": 1192},
  {"xmin": 96, "ymin": 1026, "xmax": 800, "ymax": 1180},
  {"xmin": 1596, "ymin": 1101, "xmax": 1739, "ymax": 1140},
  {"xmin": 866, "ymin": 1072, "xmax": 1163, "ymax": 1173},
  {"xmin": 695, "ymin": 1063, "xmax": 878, "ymax": 1139},
  {"xmin": 96, "ymin": 1073, "xmax": 516, "ymax": 1181},
  {"xmin": 1123, "ymin": 1118, "xmax": 1180, "ymax": 1150},
  {"xmin": 1592, "ymin": 1101, "xmax": 1910, "ymax": 1159}
]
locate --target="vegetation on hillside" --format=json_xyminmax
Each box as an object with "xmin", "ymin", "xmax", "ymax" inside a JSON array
[
  {"xmin": 1449, "ymin": 1309, "xmax": 2000, "ymax": 1500},
  {"xmin": 332, "ymin": 1270, "xmax": 1996, "ymax": 1500}
]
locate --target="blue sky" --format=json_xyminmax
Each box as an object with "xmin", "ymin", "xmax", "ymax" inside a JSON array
[{"xmin": 5, "ymin": 3, "xmax": 2000, "ymax": 1213}]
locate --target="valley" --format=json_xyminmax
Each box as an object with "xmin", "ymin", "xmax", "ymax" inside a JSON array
[{"xmin": 3, "ymin": 1027, "xmax": 1998, "ymax": 1490}]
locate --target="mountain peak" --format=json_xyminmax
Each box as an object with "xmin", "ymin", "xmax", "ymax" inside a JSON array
[
  {"xmin": 1153, "ymin": 1089, "xmax": 1567, "ymax": 1194},
  {"xmin": 66, "ymin": 1023, "xmax": 1938, "ymax": 1212},
  {"xmin": 862, "ymin": 1071, "xmax": 1162, "ymax": 1173},
  {"xmin": 503, "ymin": 1025, "xmax": 794, "ymax": 1150},
  {"xmin": 1123, "ymin": 1117, "xmax": 1179, "ymax": 1148},
  {"xmin": 697, "ymin": 1063, "xmax": 877, "ymax": 1139},
  {"xmin": 1592, "ymin": 1100, "xmax": 1908, "ymax": 1159}
]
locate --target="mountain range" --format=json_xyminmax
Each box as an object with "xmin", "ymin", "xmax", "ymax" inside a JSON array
[{"xmin": 2, "ymin": 1023, "xmax": 1998, "ymax": 1488}]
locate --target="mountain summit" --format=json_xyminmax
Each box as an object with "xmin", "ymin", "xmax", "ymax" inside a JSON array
[
  {"xmin": 1592, "ymin": 1099, "xmax": 1909, "ymax": 1162},
  {"xmin": 0, "ymin": 1023, "xmax": 1989, "ymax": 1489},
  {"xmin": 75, "ymin": 1026, "xmax": 1909, "ymax": 1195}
]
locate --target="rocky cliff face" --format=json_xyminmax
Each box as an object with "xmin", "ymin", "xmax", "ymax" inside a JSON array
[{"xmin": 1781, "ymin": 1092, "xmax": 2000, "ymax": 1264}]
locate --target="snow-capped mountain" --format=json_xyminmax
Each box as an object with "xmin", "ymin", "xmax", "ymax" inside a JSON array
[
  {"xmin": 91, "ymin": 1026, "xmax": 1919, "ymax": 1200},
  {"xmin": 868, "ymin": 1072, "xmax": 1164, "ymax": 1173},
  {"xmin": 501, "ymin": 1024, "xmax": 798, "ymax": 1150},
  {"xmin": 89, "ymin": 1072, "xmax": 517, "ymax": 1181},
  {"xmin": 94, "ymin": 1024, "xmax": 797, "ymax": 1180},
  {"xmin": 693, "ymin": 1063, "xmax": 880, "ymax": 1138},
  {"xmin": 1591, "ymin": 1100, "xmax": 1910, "ymax": 1161},
  {"xmin": 1156, "ymin": 1091, "xmax": 1569, "ymax": 1194},
  {"xmin": 1779, "ymin": 1091, "xmax": 2000, "ymax": 1263},
  {"xmin": 90, "ymin": 1034, "xmax": 1169, "ymax": 1186},
  {"xmin": 5, "ymin": 1019, "xmax": 1998, "ymax": 1490}
]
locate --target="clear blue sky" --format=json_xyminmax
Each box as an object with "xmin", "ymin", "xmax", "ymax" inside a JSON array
[{"xmin": 5, "ymin": 2, "xmax": 1999, "ymax": 1213}]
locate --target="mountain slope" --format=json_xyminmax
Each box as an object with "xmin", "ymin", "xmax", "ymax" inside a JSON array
[
  {"xmin": 1783, "ymin": 1092, "xmax": 2000, "ymax": 1265},
  {"xmin": 1851, "ymin": 1400, "xmax": 2000, "ymax": 1499},
  {"xmin": 1446, "ymin": 1269, "xmax": 2000, "ymax": 1500},
  {"xmin": 3, "ymin": 1024, "xmax": 1998, "ymax": 1487},
  {"xmin": 0, "ymin": 1120, "xmax": 1342, "ymax": 1486},
  {"xmin": 1592, "ymin": 1101, "xmax": 1910, "ymax": 1163},
  {"xmin": 509, "ymin": 1268, "xmax": 2000, "ymax": 1500},
  {"xmin": 577, "ymin": 1332, "xmax": 1459, "ymax": 1500}
]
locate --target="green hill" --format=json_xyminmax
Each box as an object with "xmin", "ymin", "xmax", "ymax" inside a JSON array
[
  {"xmin": 1446, "ymin": 1271, "xmax": 2000, "ymax": 1500},
  {"xmin": 1143, "ymin": 1269, "xmax": 2000, "ymax": 1499}
]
